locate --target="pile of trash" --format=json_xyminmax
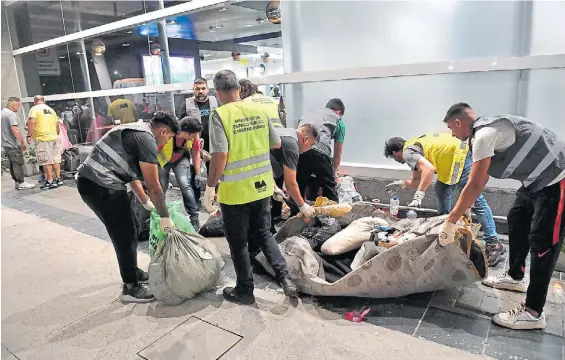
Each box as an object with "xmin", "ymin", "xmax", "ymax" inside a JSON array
[{"xmin": 256, "ymin": 201, "xmax": 487, "ymax": 298}]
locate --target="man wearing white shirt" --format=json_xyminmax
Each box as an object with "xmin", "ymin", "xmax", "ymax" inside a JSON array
[{"xmin": 440, "ymin": 102, "xmax": 565, "ymax": 331}]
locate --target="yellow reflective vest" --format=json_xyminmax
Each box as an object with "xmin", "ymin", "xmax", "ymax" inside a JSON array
[
  {"xmin": 243, "ymin": 94, "xmax": 283, "ymax": 127},
  {"xmin": 404, "ymin": 133, "xmax": 469, "ymax": 185},
  {"xmin": 157, "ymin": 137, "xmax": 194, "ymax": 168},
  {"xmin": 216, "ymin": 101, "xmax": 275, "ymax": 205}
]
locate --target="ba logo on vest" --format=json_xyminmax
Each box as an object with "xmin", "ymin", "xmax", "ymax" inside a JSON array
[{"xmin": 254, "ymin": 180, "xmax": 268, "ymax": 193}]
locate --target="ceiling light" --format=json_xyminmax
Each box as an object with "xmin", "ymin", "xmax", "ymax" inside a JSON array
[
  {"xmin": 76, "ymin": 52, "xmax": 82, "ymax": 55},
  {"xmin": 59, "ymin": 56, "xmax": 66, "ymax": 59},
  {"xmin": 121, "ymin": 43, "xmax": 130, "ymax": 47},
  {"xmin": 218, "ymin": 6, "xmax": 227, "ymax": 12},
  {"xmin": 214, "ymin": 24, "xmax": 223, "ymax": 29},
  {"xmin": 167, "ymin": 20, "xmax": 176, "ymax": 25},
  {"xmin": 114, "ymin": 71, "xmax": 118, "ymax": 75},
  {"xmin": 245, "ymin": 24, "xmax": 253, "ymax": 27},
  {"xmin": 125, "ymin": 30, "xmax": 133, "ymax": 34}
]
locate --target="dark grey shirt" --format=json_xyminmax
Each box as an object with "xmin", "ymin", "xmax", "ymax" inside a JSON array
[
  {"xmin": 270, "ymin": 133, "xmax": 300, "ymax": 179},
  {"xmin": 402, "ymin": 144, "xmax": 424, "ymax": 171},
  {"xmin": 1, "ymin": 108, "xmax": 20, "ymax": 149}
]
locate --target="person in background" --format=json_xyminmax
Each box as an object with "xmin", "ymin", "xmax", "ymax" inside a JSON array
[
  {"xmin": 108, "ymin": 96, "xmax": 137, "ymax": 125},
  {"xmin": 269, "ymin": 125, "xmax": 318, "ymax": 232},
  {"xmin": 440, "ymin": 103, "xmax": 565, "ymax": 330},
  {"xmin": 383, "ymin": 134, "xmax": 504, "ymax": 266},
  {"xmin": 178, "ymin": 77, "xmax": 219, "ymax": 156},
  {"xmin": 1, "ymin": 97, "xmax": 35, "ymax": 189},
  {"xmin": 27, "ymin": 95, "xmax": 62, "ymax": 190},
  {"xmin": 158, "ymin": 116, "xmax": 202, "ymax": 231},
  {"xmin": 204, "ymin": 69, "xmax": 297, "ymax": 305},
  {"xmin": 239, "ymin": 79, "xmax": 283, "ymax": 127},
  {"xmin": 77, "ymin": 112, "xmax": 178, "ymax": 303},
  {"xmin": 178, "ymin": 78, "xmax": 219, "ymax": 201},
  {"xmin": 296, "ymin": 98, "xmax": 346, "ymax": 202}
]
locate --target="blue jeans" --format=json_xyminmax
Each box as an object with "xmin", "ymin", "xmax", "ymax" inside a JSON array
[
  {"xmin": 159, "ymin": 157, "xmax": 199, "ymax": 229},
  {"xmin": 435, "ymin": 153, "xmax": 499, "ymax": 245}
]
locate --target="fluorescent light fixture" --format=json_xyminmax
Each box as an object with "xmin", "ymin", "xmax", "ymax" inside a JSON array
[
  {"xmin": 245, "ymin": 24, "xmax": 253, "ymax": 27},
  {"xmin": 59, "ymin": 56, "xmax": 66, "ymax": 59},
  {"xmin": 122, "ymin": 43, "xmax": 130, "ymax": 47},
  {"xmin": 125, "ymin": 30, "xmax": 133, "ymax": 34},
  {"xmin": 76, "ymin": 52, "xmax": 82, "ymax": 55},
  {"xmin": 218, "ymin": 6, "xmax": 227, "ymax": 11},
  {"xmin": 114, "ymin": 71, "xmax": 118, "ymax": 75}
]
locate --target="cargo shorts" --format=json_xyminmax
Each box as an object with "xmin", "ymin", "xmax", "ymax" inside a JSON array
[{"xmin": 36, "ymin": 139, "xmax": 62, "ymax": 166}]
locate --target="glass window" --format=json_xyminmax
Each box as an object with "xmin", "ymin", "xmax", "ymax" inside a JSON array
[
  {"xmin": 5, "ymin": 1, "xmax": 66, "ymax": 48},
  {"xmin": 60, "ymin": 1, "xmax": 148, "ymax": 34}
]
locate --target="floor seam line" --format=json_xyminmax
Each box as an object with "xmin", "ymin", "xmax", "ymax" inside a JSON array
[{"xmin": 411, "ymin": 293, "xmax": 433, "ymax": 336}]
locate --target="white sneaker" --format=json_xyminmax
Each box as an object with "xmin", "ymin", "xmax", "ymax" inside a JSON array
[
  {"xmin": 482, "ymin": 273, "xmax": 528, "ymax": 292},
  {"xmin": 16, "ymin": 181, "xmax": 36, "ymax": 190},
  {"xmin": 493, "ymin": 304, "xmax": 546, "ymax": 330}
]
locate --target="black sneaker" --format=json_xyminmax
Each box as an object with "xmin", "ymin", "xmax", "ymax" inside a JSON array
[
  {"xmin": 120, "ymin": 283, "xmax": 154, "ymax": 303},
  {"xmin": 55, "ymin": 178, "xmax": 64, "ymax": 186},
  {"xmin": 137, "ymin": 268, "xmax": 149, "ymax": 283},
  {"xmin": 40, "ymin": 181, "xmax": 58, "ymax": 190},
  {"xmin": 222, "ymin": 287, "xmax": 255, "ymax": 305},
  {"xmin": 280, "ymin": 278, "xmax": 298, "ymax": 298},
  {"xmin": 486, "ymin": 242, "xmax": 507, "ymax": 267}
]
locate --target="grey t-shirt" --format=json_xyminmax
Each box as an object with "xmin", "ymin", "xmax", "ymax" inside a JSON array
[
  {"xmin": 208, "ymin": 104, "xmax": 281, "ymax": 153},
  {"xmin": 402, "ymin": 144, "xmax": 424, "ymax": 171},
  {"xmin": 270, "ymin": 133, "xmax": 300, "ymax": 179},
  {"xmin": 1, "ymin": 108, "xmax": 20, "ymax": 149}
]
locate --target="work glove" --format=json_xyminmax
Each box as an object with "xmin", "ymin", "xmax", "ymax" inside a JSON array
[
  {"xmin": 407, "ymin": 190, "xmax": 425, "ymax": 208},
  {"xmin": 299, "ymin": 203, "xmax": 316, "ymax": 218},
  {"xmin": 272, "ymin": 187, "xmax": 286, "ymax": 202},
  {"xmin": 160, "ymin": 217, "xmax": 175, "ymax": 233},
  {"xmin": 438, "ymin": 220, "xmax": 457, "ymax": 246},
  {"xmin": 204, "ymin": 185, "xmax": 217, "ymax": 213},
  {"xmin": 194, "ymin": 174, "xmax": 203, "ymax": 189},
  {"xmin": 142, "ymin": 198, "xmax": 155, "ymax": 211},
  {"xmin": 385, "ymin": 180, "xmax": 406, "ymax": 195}
]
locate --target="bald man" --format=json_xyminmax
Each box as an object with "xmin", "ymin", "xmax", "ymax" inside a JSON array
[{"xmin": 27, "ymin": 95, "xmax": 62, "ymax": 189}]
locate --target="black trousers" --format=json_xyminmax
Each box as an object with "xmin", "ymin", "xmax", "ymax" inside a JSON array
[
  {"xmin": 507, "ymin": 180, "xmax": 565, "ymax": 314},
  {"xmin": 296, "ymin": 150, "xmax": 338, "ymax": 202},
  {"xmin": 221, "ymin": 197, "xmax": 290, "ymax": 293},
  {"xmin": 4, "ymin": 147, "xmax": 24, "ymax": 183},
  {"xmin": 77, "ymin": 177, "xmax": 139, "ymax": 284}
]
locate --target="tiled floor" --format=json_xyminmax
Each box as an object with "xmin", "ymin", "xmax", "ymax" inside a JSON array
[{"xmin": 3, "ymin": 184, "xmax": 565, "ymax": 360}]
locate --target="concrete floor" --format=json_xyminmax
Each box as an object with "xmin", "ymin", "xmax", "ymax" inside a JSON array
[{"xmin": 1, "ymin": 175, "xmax": 563, "ymax": 360}]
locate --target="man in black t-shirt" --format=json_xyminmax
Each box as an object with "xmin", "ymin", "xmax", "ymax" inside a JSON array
[
  {"xmin": 269, "ymin": 124, "xmax": 319, "ymax": 231},
  {"xmin": 77, "ymin": 112, "xmax": 178, "ymax": 303}
]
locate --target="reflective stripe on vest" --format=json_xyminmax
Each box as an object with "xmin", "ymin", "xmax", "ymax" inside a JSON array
[
  {"xmin": 472, "ymin": 115, "xmax": 565, "ymax": 192},
  {"xmin": 404, "ymin": 133, "xmax": 469, "ymax": 185},
  {"xmin": 215, "ymin": 101, "xmax": 274, "ymax": 205},
  {"xmin": 97, "ymin": 140, "xmax": 137, "ymax": 178},
  {"xmin": 244, "ymin": 94, "xmax": 283, "ymax": 127}
]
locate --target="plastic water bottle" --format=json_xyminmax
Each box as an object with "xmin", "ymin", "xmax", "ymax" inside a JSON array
[
  {"xmin": 390, "ymin": 196, "xmax": 399, "ymax": 216},
  {"xmin": 406, "ymin": 210, "xmax": 418, "ymax": 220}
]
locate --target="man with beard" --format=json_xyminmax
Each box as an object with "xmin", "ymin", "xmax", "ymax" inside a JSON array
[
  {"xmin": 440, "ymin": 103, "xmax": 565, "ymax": 330},
  {"xmin": 203, "ymin": 70, "xmax": 297, "ymax": 304},
  {"xmin": 178, "ymin": 78, "xmax": 219, "ymax": 200},
  {"xmin": 77, "ymin": 112, "xmax": 178, "ymax": 303}
]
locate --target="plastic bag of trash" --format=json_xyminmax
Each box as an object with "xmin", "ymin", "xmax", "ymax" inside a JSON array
[
  {"xmin": 337, "ymin": 175, "xmax": 362, "ymax": 203},
  {"xmin": 129, "ymin": 192, "xmax": 150, "ymax": 243},
  {"xmin": 149, "ymin": 202, "xmax": 195, "ymax": 257},
  {"xmin": 149, "ymin": 229, "xmax": 223, "ymax": 304},
  {"xmin": 199, "ymin": 211, "xmax": 224, "ymax": 237},
  {"xmin": 300, "ymin": 216, "xmax": 341, "ymax": 250}
]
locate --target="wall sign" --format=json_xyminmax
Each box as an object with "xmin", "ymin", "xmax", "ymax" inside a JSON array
[{"xmin": 35, "ymin": 48, "xmax": 61, "ymax": 76}]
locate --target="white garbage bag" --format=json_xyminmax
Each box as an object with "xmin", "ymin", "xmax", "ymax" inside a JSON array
[
  {"xmin": 321, "ymin": 217, "xmax": 388, "ymax": 255},
  {"xmin": 149, "ymin": 229, "xmax": 223, "ymax": 304},
  {"xmin": 337, "ymin": 175, "xmax": 362, "ymax": 203}
]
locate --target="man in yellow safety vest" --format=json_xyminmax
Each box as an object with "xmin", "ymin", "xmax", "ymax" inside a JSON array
[
  {"xmin": 239, "ymin": 79, "xmax": 284, "ymax": 128},
  {"xmin": 384, "ymin": 133, "xmax": 504, "ymax": 267},
  {"xmin": 157, "ymin": 116, "xmax": 202, "ymax": 230},
  {"xmin": 203, "ymin": 69, "xmax": 298, "ymax": 305}
]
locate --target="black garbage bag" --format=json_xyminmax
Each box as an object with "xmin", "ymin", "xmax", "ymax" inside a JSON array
[
  {"xmin": 129, "ymin": 192, "xmax": 150, "ymax": 242},
  {"xmin": 300, "ymin": 216, "xmax": 341, "ymax": 250},
  {"xmin": 61, "ymin": 148, "xmax": 80, "ymax": 172},
  {"xmin": 199, "ymin": 213, "xmax": 224, "ymax": 237}
]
